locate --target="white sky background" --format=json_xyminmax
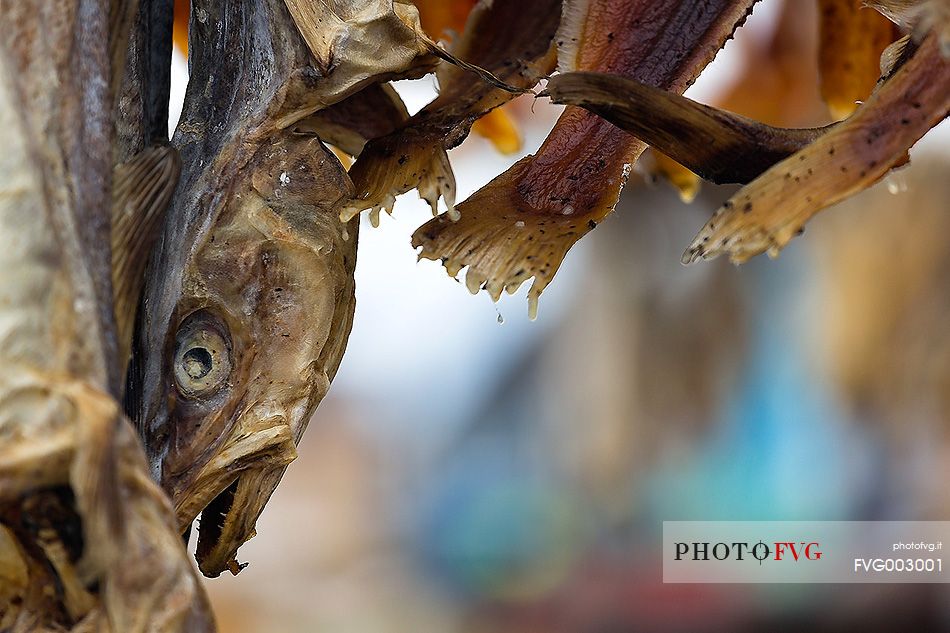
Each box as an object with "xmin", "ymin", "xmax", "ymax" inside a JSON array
[{"xmin": 166, "ymin": 2, "xmax": 949, "ymax": 454}]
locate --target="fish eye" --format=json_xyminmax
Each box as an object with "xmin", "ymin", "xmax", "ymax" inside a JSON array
[{"xmin": 173, "ymin": 310, "xmax": 232, "ymax": 398}]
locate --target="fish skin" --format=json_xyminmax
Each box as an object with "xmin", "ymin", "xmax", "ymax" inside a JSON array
[
  {"xmin": 115, "ymin": 0, "xmax": 176, "ymax": 161},
  {"xmin": 0, "ymin": 0, "xmax": 117, "ymax": 393},
  {"xmin": 0, "ymin": 1, "xmax": 213, "ymax": 630},
  {"xmin": 683, "ymin": 31, "xmax": 950, "ymax": 265},
  {"xmin": 130, "ymin": 0, "xmax": 359, "ymax": 578}
]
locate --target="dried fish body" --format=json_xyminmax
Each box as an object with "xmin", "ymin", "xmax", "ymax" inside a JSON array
[
  {"xmin": 683, "ymin": 30, "xmax": 950, "ymax": 264},
  {"xmin": 0, "ymin": 1, "xmax": 211, "ymax": 630},
  {"xmin": 131, "ymin": 0, "xmax": 359, "ymax": 580}
]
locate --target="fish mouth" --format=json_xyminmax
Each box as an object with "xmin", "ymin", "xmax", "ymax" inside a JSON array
[
  {"xmin": 163, "ymin": 415, "xmax": 297, "ymax": 578},
  {"xmin": 169, "ymin": 414, "xmax": 298, "ymax": 577},
  {"xmin": 193, "ymin": 467, "xmax": 285, "ymax": 577},
  {"xmin": 194, "ymin": 478, "xmax": 241, "ymax": 576}
]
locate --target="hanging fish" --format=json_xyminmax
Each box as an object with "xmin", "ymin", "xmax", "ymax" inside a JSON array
[
  {"xmin": 127, "ymin": 0, "xmax": 441, "ymax": 579},
  {"xmin": 0, "ymin": 0, "xmax": 211, "ymax": 630},
  {"xmin": 130, "ymin": 0, "xmax": 541, "ymax": 580},
  {"xmin": 682, "ymin": 2, "xmax": 949, "ymax": 264}
]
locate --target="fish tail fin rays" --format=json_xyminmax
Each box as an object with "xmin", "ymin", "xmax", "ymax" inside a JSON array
[
  {"xmin": 412, "ymin": 157, "xmax": 617, "ymax": 321},
  {"xmin": 341, "ymin": 133, "xmax": 459, "ymax": 225},
  {"xmin": 292, "ymin": 82, "xmax": 458, "ymax": 224}
]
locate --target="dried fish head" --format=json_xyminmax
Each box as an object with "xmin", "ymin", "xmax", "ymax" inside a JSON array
[{"xmin": 136, "ymin": 131, "xmax": 357, "ymax": 578}]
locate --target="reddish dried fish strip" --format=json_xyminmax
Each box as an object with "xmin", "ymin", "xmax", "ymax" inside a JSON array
[
  {"xmin": 413, "ymin": 0, "xmax": 759, "ymax": 318},
  {"xmin": 682, "ymin": 32, "xmax": 950, "ymax": 265}
]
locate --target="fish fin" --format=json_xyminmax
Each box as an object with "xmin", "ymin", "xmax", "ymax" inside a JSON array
[
  {"xmin": 111, "ymin": 146, "xmax": 181, "ymax": 373},
  {"xmin": 413, "ymin": 0, "xmax": 759, "ymax": 316},
  {"xmin": 880, "ymin": 33, "xmax": 912, "ymax": 76},
  {"xmin": 342, "ymin": 130, "xmax": 459, "ymax": 224},
  {"xmin": 293, "ymin": 82, "xmax": 458, "ymax": 221},
  {"xmin": 412, "ymin": 158, "xmax": 599, "ymax": 321}
]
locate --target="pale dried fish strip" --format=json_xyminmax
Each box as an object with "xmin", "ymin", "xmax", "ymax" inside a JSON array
[{"xmin": 683, "ymin": 32, "xmax": 950, "ymax": 265}]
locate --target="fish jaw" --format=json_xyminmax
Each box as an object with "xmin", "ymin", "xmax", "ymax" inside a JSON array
[
  {"xmin": 178, "ymin": 385, "xmax": 328, "ymax": 576},
  {"xmin": 165, "ymin": 406, "xmax": 304, "ymax": 577},
  {"xmin": 194, "ymin": 467, "xmax": 286, "ymax": 577},
  {"xmin": 167, "ymin": 412, "xmax": 297, "ymax": 527}
]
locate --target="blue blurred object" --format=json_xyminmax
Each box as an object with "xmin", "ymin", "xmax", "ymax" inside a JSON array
[
  {"xmin": 415, "ymin": 439, "xmax": 580, "ymax": 601},
  {"xmin": 643, "ymin": 253, "xmax": 874, "ymax": 522}
]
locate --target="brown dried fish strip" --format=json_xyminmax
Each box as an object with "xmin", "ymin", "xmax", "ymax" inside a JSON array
[{"xmin": 545, "ymin": 71, "xmax": 828, "ymax": 185}]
